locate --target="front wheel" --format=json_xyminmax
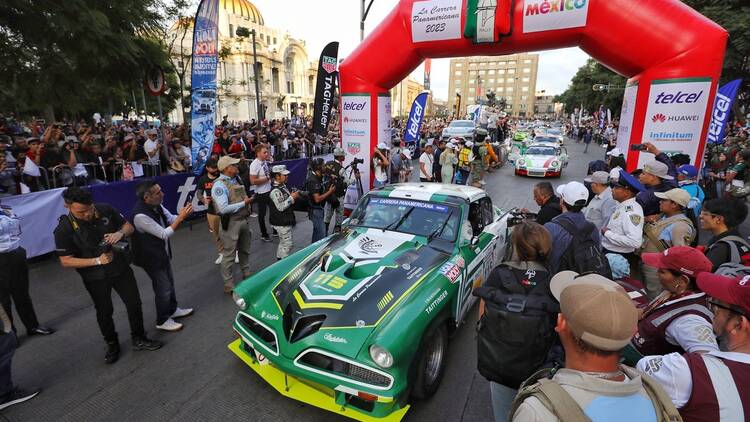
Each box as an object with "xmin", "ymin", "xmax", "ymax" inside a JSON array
[{"xmin": 411, "ymin": 323, "xmax": 448, "ymax": 399}]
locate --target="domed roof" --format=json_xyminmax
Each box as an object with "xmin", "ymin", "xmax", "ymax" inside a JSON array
[{"xmin": 220, "ymin": 0, "xmax": 264, "ymax": 25}]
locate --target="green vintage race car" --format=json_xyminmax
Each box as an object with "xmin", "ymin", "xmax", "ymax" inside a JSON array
[{"xmin": 228, "ymin": 183, "xmax": 510, "ymax": 421}]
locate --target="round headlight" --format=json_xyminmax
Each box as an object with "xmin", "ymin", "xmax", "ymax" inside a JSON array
[
  {"xmin": 550, "ymin": 160, "xmax": 560, "ymax": 167},
  {"xmin": 369, "ymin": 344, "xmax": 393, "ymax": 368},
  {"xmin": 232, "ymin": 292, "xmax": 247, "ymax": 310}
]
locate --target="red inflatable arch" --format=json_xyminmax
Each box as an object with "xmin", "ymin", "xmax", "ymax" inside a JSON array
[{"xmin": 339, "ymin": 0, "xmax": 727, "ymax": 187}]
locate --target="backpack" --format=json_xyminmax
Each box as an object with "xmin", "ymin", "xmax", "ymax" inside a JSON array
[
  {"xmin": 714, "ymin": 262, "xmax": 750, "ymax": 279},
  {"xmin": 708, "ymin": 235, "xmax": 750, "ymax": 266},
  {"xmin": 508, "ymin": 367, "xmax": 682, "ymax": 422},
  {"xmin": 554, "ymin": 219, "xmax": 612, "ymax": 278},
  {"xmin": 472, "ymin": 264, "xmax": 560, "ymax": 388}
]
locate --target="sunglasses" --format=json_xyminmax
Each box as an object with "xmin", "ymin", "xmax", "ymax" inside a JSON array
[{"xmin": 708, "ymin": 298, "xmax": 747, "ymax": 318}]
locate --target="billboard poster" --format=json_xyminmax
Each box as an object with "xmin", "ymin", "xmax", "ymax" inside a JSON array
[
  {"xmin": 616, "ymin": 82, "xmax": 638, "ymax": 153},
  {"xmin": 522, "ymin": 0, "xmax": 589, "ymax": 33},
  {"xmin": 411, "ymin": 0, "xmax": 462, "ymax": 43},
  {"xmin": 377, "ymin": 94, "xmax": 392, "ymax": 149},
  {"xmin": 706, "ymin": 79, "xmax": 742, "ymax": 145},
  {"xmin": 190, "ymin": 0, "xmax": 219, "ymax": 175},
  {"xmin": 342, "ymin": 94, "xmax": 371, "ymax": 189},
  {"xmin": 638, "ymin": 77, "xmax": 712, "ymax": 167}
]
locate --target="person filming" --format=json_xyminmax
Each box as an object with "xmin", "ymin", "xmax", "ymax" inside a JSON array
[{"xmin": 53, "ymin": 187, "xmax": 162, "ymax": 365}]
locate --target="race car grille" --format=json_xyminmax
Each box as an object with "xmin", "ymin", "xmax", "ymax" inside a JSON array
[
  {"xmin": 298, "ymin": 351, "xmax": 391, "ymax": 388},
  {"xmin": 283, "ymin": 304, "xmax": 326, "ymax": 343},
  {"xmin": 238, "ymin": 314, "xmax": 278, "ymax": 353}
]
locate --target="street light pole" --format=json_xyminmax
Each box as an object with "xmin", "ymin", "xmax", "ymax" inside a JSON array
[
  {"xmin": 360, "ymin": 0, "xmax": 376, "ymax": 41},
  {"xmin": 251, "ymin": 29, "xmax": 262, "ymax": 121}
]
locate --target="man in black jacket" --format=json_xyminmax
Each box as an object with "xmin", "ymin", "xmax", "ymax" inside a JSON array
[
  {"xmin": 131, "ymin": 181, "xmax": 194, "ymax": 332},
  {"xmin": 525, "ymin": 182, "xmax": 562, "ymax": 225},
  {"xmin": 54, "ymin": 187, "xmax": 162, "ymax": 364}
]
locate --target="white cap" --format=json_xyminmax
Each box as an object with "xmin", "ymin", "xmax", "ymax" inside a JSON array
[
  {"xmin": 556, "ymin": 181, "xmax": 589, "ymax": 207},
  {"xmin": 606, "ymin": 147, "xmax": 622, "ymax": 157},
  {"xmin": 377, "ymin": 142, "xmax": 388, "ymax": 149},
  {"xmin": 402, "ymin": 149, "xmax": 412, "ymax": 160},
  {"xmin": 465, "ymin": 141, "xmax": 474, "ymax": 147}
]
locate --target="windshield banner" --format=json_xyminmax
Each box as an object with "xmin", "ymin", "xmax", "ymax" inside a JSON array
[
  {"xmin": 190, "ymin": 0, "xmax": 219, "ymax": 175},
  {"xmin": 370, "ymin": 197, "xmax": 450, "ymax": 212},
  {"xmin": 707, "ymin": 79, "xmax": 742, "ymax": 144}
]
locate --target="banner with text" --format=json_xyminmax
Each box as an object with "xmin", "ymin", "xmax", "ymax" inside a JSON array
[
  {"xmin": 707, "ymin": 79, "xmax": 742, "ymax": 145},
  {"xmin": 404, "ymin": 91, "xmax": 430, "ymax": 157},
  {"xmin": 341, "ymin": 94, "xmax": 372, "ymax": 190},
  {"xmin": 190, "ymin": 0, "xmax": 219, "ymax": 176},
  {"xmin": 312, "ymin": 42, "xmax": 339, "ymax": 136},
  {"xmin": 638, "ymin": 77, "xmax": 712, "ymax": 167},
  {"xmin": 616, "ymin": 82, "xmax": 638, "ymax": 153},
  {"xmin": 522, "ymin": 0, "xmax": 589, "ymax": 33}
]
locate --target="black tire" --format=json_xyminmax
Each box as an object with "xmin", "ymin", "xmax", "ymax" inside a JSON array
[{"xmin": 411, "ymin": 323, "xmax": 448, "ymax": 400}]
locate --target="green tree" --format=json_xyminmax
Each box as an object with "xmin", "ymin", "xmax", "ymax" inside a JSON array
[
  {"xmin": 554, "ymin": 59, "xmax": 626, "ymax": 118},
  {"xmin": 0, "ymin": 0, "xmax": 180, "ymax": 121}
]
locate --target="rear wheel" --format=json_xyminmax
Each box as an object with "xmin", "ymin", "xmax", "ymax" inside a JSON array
[{"xmin": 411, "ymin": 323, "xmax": 448, "ymax": 399}]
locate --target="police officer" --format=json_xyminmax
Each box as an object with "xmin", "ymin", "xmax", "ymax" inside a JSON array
[
  {"xmin": 324, "ymin": 148, "xmax": 350, "ymax": 234},
  {"xmin": 0, "ymin": 203, "xmax": 53, "ymax": 337},
  {"xmin": 601, "ymin": 169, "xmax": 646, "ymax": 266},
  {"xmin": 211, "ymin": 156, "xmax": 254, "ymax": 293},
  {"xmin": 269, "ymin": 165, "xmax": 300, "ymax": 260},
  {"xmin": 636, "ymin": 143, "xmax": 678, "ymax": 221},
  {"xmin": 306, "ymin": 158, "xmax": 336, "ymax": 242},
  {"xmin": 54, "ymin": 187, "xmax": 161, "ymax": 364}
]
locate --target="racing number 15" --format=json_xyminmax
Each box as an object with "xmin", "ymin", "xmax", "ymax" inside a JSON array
[{"xmin": 425, "ymin": 23, "xmax": 446, "ymax": 33}]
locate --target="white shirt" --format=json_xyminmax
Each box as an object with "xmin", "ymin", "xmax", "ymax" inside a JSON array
[
  {"xmin": 419, "ymin": 152, "xmax": 434, "ymax": 179},
  {"xmin": 249, "ymin": 158, "xmax": 271, "ymax": 194},
  {"xmin": 133, "ymin": 204, "xmax": 177, "ymax": 255},
  {"xmin": 373, "ymin": 156, "xmax": 388, "ymax": 182},
  {"xmin": 637, "ymin": 350, "xmax": 750, "ymax": 408},
  {"xmin": 601, "ymin": 197, "xmax": 644, "ymax": 253},
  {"xmin": 144, "ymin": 139, "xmax": 160, "ymax": 164}
]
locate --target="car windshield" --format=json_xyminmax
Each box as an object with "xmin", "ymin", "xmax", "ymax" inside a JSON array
[
  {"xmin": 534, "ymin": 136, "xmax": 558, "ymax": 143},
  {"xmin": 450, "ymin": 121, "xmax": 474, "ymax": 128},
  {"xmin": 349, "ymin": 196, "xmax": 461, "ymax": 241},
  {"xmin": 526, "ymin": 147, "xmax": 556, "ymax": 156},
  {"xmin": 547, "ymin": 129, "xmax": 561, "ymax": 135}
]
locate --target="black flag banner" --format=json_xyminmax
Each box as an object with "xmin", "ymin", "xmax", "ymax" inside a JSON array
[{"xmin": 312, "ymin": 41, "xmax": 339, "ymax": 136}]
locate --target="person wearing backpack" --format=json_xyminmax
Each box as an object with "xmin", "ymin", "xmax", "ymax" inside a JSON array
[
  {"xmin": 510, "ymin": 271, "xmax": 681, "ymax": 422},
  {"xmin": 473, "ymin": 222, "xmax": 559, "ymax": 422},
  {"xmin": 676, "ymin": 165, "xmax": 705, "ymax": 216},
  {"xmin": 700, "ymin": 198, "xmax": 750, "ymax": 271},
  {"xmin": 543, "ymin": 182, "xmax": 608, "ymax": 275},
  {"xmin": 601, "ymin": 170, "xmax": 646, "ymax": 270},
  {"xmin": 637, "ymin": 269, "xmax": 750, "ymax": 422},
  {"xmin": 640, "ymin": 189, "xmax": 697, "ymax": 299}
]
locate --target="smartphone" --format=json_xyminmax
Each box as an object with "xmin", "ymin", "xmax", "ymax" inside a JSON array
[{"xmin": 630, "ymin": 144, "xmax": 648, "ymax": 151}]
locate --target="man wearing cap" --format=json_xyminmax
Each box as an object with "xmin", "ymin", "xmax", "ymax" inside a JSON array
[
  {"xmin": 676, "ymin": 164, "xmax": 705, "ymax": 215},
  {"xmin": 196, "ymin": 158, "xmax": 225, "ymax": 265},
  {"xmin": 390, "ymin": 148, "xmax": 412, "ymax": 184},
  {"xmin": 637, "ymin": 269, "xmax": 750, "ymax": 421},
  {"xmin": 584, "ymin": 171, "xmax": 617, "ymax": 231},
  {"xmin": 324, "ymin": 148, "xmax": 351, "ymax": 234},
  {"xmin": 419, "ymin": 142, "xmax": 435, "ymax": 183},
  {"xmin": 511, "ymin": 271, "xmax": 678, "ymax": 421},
  {"xmin": 143, "ymin": 129, "xmax": 161, "ymax": 174},
  {"xmin": 636, "ymin": 143, "xmax": 678, "ymax": 221},
  {"xmin": 269, "ymin": 165, "xmax": 300, "ymax": 260},
  {"xmin": 544, "ymin": 181, "xmax": 600, "ymax": 273},
  {"xmin": 211, "ymin": 156, "xmax": 254, "ymax": 293},
  {"xmin": 641, "ymin": 189, "xmax": 697, "ymax": 298},
  {"xmin": 372, "ymin": 143, "xmax": 390, "ymax": 188},
  {"xmin": 601, "ymin": 169, "xmax": 645, "ymax": 263}
]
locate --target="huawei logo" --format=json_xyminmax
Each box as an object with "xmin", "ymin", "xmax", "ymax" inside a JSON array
[
  {"xmin": 652, "ymin": 113, "xmax": 666, "ymax": 123},
  {"xmin": 343, "ymin": 116, "xmax": 349, "ymax": 123}
]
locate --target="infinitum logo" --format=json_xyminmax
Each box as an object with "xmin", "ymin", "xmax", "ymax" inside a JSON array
[{"xmin": 652, "ymin": 113, "xmax": 666, "ymax": 123}]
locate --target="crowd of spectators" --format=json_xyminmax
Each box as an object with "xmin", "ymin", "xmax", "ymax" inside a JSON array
[{"xmin": 0, "ymin": 112, "xmax": 341, "ymax": 197}]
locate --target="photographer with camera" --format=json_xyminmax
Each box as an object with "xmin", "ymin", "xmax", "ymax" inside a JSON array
[
  {"xmin": 372, "ymin": 143, "xmax": 390, "ymax": 188},
  {"xmin": 269, "ymin": 165, "xmax": 300, "ymax": 260},
  {"xmin": 131, "ymin": 181, "xmax": 194, "ymax": 332},
  {"xmin": 323, "ymin": 148, "xmax": 352, "ymax": 235},
  {"xmin": 54, "ymin": 187, "xmax": 162, "ymax": 365},
  {"xmin": 306, "ymin": 158, "xmax": 336, "ymax": 242}
]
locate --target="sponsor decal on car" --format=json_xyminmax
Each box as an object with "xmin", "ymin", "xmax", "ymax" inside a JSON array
[
  {"xmin": 358, "ymin": 236, "xmax": 383, "ymax": 255},
  {"xmin": 323, "ymin": 333, "xmax": 348, "ymax": 344},
  {"xmin": 439, "ymin": 261, "xmax": 462, "ymax": 284},
  {"xmin": 261, "ymin": 310, "xmax": 280, "ymax": 321},
  {"xmin": 425, "ymin": 290, "xmax": 448, "ymax": 314}
]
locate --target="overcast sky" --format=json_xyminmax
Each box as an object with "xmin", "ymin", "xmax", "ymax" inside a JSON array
[{"xmin": 247, "ymin": 0, "xmax": 591, "ymax": 100}]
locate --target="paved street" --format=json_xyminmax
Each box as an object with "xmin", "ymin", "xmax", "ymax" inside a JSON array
[{"xmin": 4, "ymin": 138, "xmax": 598, "ymax": 422}]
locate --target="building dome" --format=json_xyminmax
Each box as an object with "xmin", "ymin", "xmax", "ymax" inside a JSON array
[{"xmin": 220, "ymin": 0, "xmax": 264, "ymax": 25}]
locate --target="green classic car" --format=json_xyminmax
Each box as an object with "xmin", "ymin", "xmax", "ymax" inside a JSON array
[{"xmin": 229, "ymin": 183, "xmax": 510, "ymax": 421}]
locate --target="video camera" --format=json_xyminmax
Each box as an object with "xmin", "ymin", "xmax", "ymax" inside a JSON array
[
  {"xmin": 98, "ymin": 240, "xmax": 130, "ymax": 255},
  {"xmin": 506, "ymin": 209, "xmax": 537, "ymax": 227}
]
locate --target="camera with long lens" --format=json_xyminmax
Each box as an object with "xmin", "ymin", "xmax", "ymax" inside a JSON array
[{"xmin": 507, "ymin": 209, "xmax": 537, "ymax": 227}]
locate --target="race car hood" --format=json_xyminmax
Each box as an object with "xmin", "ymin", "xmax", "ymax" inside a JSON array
[
  {"xmin": 268, "ymin": 228, "xmax": 450, "ymax": 352},
  {"xmin": 522, "ymin": 155, "xmax": 558, "ymax": 168}
]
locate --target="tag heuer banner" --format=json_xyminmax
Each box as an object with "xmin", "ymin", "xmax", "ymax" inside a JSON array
[
  {"xmin": 707, "ymin": 79, "xmax": 742, "ymax": 144},
  {"xmin": 190, "ymin": 0, "xmax": 219, "ymax": 175},
  {"xmin": 464, "ymin": 0, "xmax": 512, "ymax": 43},
  {"xmin": 312, "ymin": 41, "xmax": 339, "ymax": 136}
]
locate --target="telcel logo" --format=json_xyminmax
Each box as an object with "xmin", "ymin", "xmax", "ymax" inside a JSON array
[
  {"xmin": 655, "ymin": 90, "xmax": 703, "ymax": 104},
  {"xmin": 343, "ymin": 101, "xmax": 366, "ymax": 111},
  {"xmin": 407, "ymin": 102, "xmax": 424, "ymax": 139}
]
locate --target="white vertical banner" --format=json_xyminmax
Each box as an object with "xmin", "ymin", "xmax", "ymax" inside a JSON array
[
  {"xmin": 377, "ymin": 94, "xmax": 392, "ymax": 148},
  {"xmin": 341, "ymin": 94, "xmax": 372, "ymax": 190},
  {"xmin": 616, "ymin": 82, "xmax": 638, "ymax": 153},
  {"xmin": 637, "ymin": 77, "xmax": 712, "ymax": 167}
]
